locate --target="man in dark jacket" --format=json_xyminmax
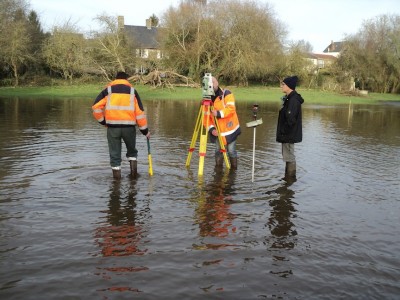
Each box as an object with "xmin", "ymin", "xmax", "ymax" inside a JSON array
[{"xmin": 276, "ymin": 76, "xmax": 304, "ymax": 179}]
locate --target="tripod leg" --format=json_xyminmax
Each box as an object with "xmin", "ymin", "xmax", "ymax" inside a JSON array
[
  {"xmin": 213, "ymin": 114, "xmax": 231, "ymax": 169},
  {"xmin": 198, "ymin": 105, "xmax": 210, "ymax": 176},
  {"xmin": 186, "ymin": 106, "xmax": 203, "ymax": 167}
]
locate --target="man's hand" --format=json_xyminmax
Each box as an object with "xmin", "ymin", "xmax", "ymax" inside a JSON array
[
  {"xmin": 212, "ymin": 109, "xmax": 218, "ymax": 117},
  {"xmin": 146, "ymin": 132, "xmax": 151, "ymax": 139}
]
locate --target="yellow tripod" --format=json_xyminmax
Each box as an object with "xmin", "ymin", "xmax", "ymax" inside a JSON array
[{"xmin": 186, "ymin": 99, "xmax": 230, "ymax": 176}]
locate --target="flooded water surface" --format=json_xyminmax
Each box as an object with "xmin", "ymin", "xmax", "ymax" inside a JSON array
[{"xmin": 0, "ymin": 96, "xmax": 399, "ymax": 299}]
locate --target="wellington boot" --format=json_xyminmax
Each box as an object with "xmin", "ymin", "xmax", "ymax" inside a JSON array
[
  {"xmin": 215, "ymin": 156, "xmax": 223, "ymax": 168},
  {"xmin": 112, "ymin": 169, "xmax": 121, "ymax": 180},
  {"xmin": 285, "ymin": 162, "xmax": 296, "ymax": 179},
  {"xmin": 130, "ymin": 160, "xmax": 137, "ymax": 178},
  {"xmin": 230, "ymin": 157, "xmax": 238, "ymax": 170}
]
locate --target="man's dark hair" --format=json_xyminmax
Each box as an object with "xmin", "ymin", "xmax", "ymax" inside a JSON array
[{"xmin": 115, "ymin": 71, "xmax": 129, "ymax": 79}]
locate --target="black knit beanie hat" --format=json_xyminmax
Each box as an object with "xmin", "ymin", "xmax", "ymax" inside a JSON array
[{"xmin": 283, "ymin": 76, "xmax": 298, "ymax": 90}]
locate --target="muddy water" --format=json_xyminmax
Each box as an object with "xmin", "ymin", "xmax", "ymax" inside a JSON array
[{"xmin": 0, "ymin": 97, "xmax": 399, "ymax": 299}]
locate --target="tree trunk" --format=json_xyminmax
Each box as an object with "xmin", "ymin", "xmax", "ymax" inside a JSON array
[{"xmin": 12, "ymin": 59, "xmax": 19, "ymax": 87}]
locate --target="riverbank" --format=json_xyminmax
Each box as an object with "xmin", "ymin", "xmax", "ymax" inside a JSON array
[{"xmin": 0, "ymin": 84, "xmax": 399, "ymax": 104}]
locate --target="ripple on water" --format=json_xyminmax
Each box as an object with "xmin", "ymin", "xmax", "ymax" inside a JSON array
[{"xmin": 1, "ymin": 99, "xmax": 399, "ymax": 299}]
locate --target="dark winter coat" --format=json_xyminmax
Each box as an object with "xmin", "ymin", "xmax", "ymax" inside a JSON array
[{"xmin": 276, "ymin": 90, "xmax": 304, "ymax": 143}]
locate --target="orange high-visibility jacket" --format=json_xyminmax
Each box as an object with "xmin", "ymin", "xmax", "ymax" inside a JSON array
[
  {"xmin": 92, "ymin": 79, "xmax": 148, "ymax": 133},
  {"xmin": 204, "ymin": 89, "xmax": 241, "ymax": 145}
]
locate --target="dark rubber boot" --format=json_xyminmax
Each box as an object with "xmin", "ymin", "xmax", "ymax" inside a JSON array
[
  {"xmin": 112, "ymin": 169, "xmax": 121, "ymax": 179},
  {"xmin": 130, "ymin": 160, "xmax": 137, "ymax": 178},
  {"xmin": 286, "ymin": 162, "xmax": 296, "ymax": 178},
  {"xmin": 215, "ymin": 156, "xmax": 223, "ymax": 167},
  {"xmin": 230, "ymin": 157, "xmax": 238, "ymax": 170}
]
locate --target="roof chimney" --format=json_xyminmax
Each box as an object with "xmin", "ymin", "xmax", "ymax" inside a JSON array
[
  {"xmin": 329, "ymin": 40, "xmax": 334, "ymax": 52},
  {"xmin": 118, "ymin": 16, "xmax": 124, "ymax": 30},
  {"xmin": 146, "ymin": 18, "xmax": 152, "ymax": 29}
]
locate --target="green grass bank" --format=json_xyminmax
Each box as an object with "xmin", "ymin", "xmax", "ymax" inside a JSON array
[{"xmin": 0, "ymin": 84, "xmax": 399, "ymax": 105}]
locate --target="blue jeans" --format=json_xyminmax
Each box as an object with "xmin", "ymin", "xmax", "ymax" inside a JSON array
[
  {"xmin": 215, "ymin": 139, "xmax": 237, "ymax": 158},
  {"xmin": 107, "ymin": 127, "xmax": 137, "ymax": 167}
]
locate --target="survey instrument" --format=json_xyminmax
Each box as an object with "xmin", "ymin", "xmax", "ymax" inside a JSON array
[{"xmin": 186, "ymin": 73, "xmax": 230, "ymax": 176}]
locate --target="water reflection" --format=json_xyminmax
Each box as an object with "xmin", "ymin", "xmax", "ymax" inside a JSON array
[
  {"xmin": 1, "ymin": 97, "xmax": 400, "ymax": 299},
  {"xmin": 193, "ymin": 168, "xmax": 238, "ymax": 250},
  {"xmin": 93, "ymin": 179, "xmax": 150, "ymax": 295},
  {"xmin": 267, "ymin": 179, "xmax": 298, "ymax": 248},
  {"xmin": 266, "ymin": 178, "xmax": 298, "ymax": 278},
  {"xmin": 94, "ymin": 179, "xmax": 148, "ymax": 257}
]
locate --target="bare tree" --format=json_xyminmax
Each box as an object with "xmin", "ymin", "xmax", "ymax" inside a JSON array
[
  {"xmin": 284, "ymin": 41, "xmax": 315, "ymax": 87},
  {"xmin": 160, "ymin": 1, "xmax": 204, "ymax": 78},
  {"xmin": 161, "ymin": 0, "xmax": 286, "ymax": 85},
  {"xmin": 0, "ymin": 0, "xmax": 36, "ymax": 86},
  {"xmin": 335, "ymin": 14, "xmax": 400, "ymax": 93},
  {"xmin": 210, "ymin": 0, "xmax": 285, "ymax": 85},
  {"xmin": 149, "ymin": 14, "xmax": 159, "ymax": 27},
  {"xmin": 88, "ymin": 14, "xmax": 137, "ymax": 79},
  {"xmin": 42, "ymin": 22, "xmax": 88, "ymax": 81}
]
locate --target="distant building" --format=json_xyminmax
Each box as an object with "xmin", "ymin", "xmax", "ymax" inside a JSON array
[
  {"xmin": 306, "ymin": 52, "xmax": 337, "ymax": 71},
  {"xmin": 118, "ymin": 16, "xmax": 163, "ymax": 74},
  {"xmin": 304, "ymin": 40, "xmax": 343, "ymax": 74},
  {"xmin": 322, "ymin": 40, "xmax": 344, "ymax": 57}
]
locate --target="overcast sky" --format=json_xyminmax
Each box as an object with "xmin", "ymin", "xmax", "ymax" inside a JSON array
[{"xmin": 29, "ymin": 0, "xmax": 400, "ymax": 53}]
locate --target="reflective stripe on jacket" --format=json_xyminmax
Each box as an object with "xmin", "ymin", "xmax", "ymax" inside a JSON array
[
  {"xmin": 92, "ymin": 79, "xmax": 148, "ymax": 131},
  {"xmin": 204, "ymin": 89, "xmax": 241, "ymax": 145}
]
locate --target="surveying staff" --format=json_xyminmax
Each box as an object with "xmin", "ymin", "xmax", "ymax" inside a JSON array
[
  {"xmin": 276, "ymin": 76, "xmax": 304, "ymax": 179},
  {"xmin": 208, "ymin": 76, "xmax": 241, "ymax": 170},
  {"xmin": 92, "ymin": 71, "xmax": 150, "ymax": 179}
]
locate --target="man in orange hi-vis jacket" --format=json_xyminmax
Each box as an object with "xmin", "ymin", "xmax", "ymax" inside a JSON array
[
  {"xmin": 92, "ymin": 71, "xmax": 150, "ymax": 179},
  {"xmin": 207, "ymin": 76, "xmax": 241, "ymax": 170}
]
